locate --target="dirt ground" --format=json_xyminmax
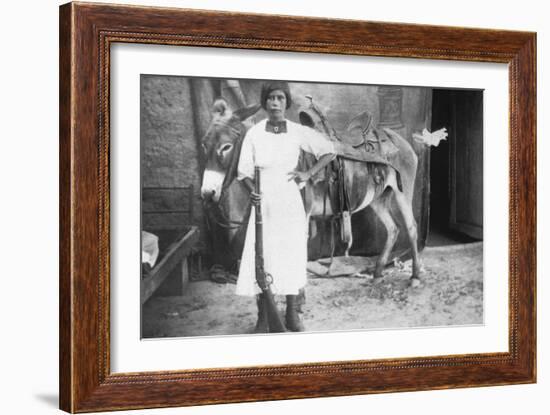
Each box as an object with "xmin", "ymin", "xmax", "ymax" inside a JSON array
[{"xmin": 142, "ymin": 242, "xmax": 483, "ymax": 338}]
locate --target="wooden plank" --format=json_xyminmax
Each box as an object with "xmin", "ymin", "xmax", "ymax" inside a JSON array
[
  {"xmin": 142, "ymin": 186, "xmax": 193, "ymax": 213},
  {"xmin": 141, "ymin": 227, "xmax": 199, "ymax": 304}
]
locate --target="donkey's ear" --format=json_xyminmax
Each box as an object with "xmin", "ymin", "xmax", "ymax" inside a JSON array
[
  {"xmin": 233, "ymin": 103, "xmax": 261, "ymax": 121},
  {"xmin": 212, "ymin": 98, "xmax": 233, "ymax": 121}
]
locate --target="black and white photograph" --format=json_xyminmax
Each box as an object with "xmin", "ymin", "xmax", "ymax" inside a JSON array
[
  {"xmin": 3, "ymin": 0, "xmax": 546, "ymax": 413},
  {"xmin": 140, "ymin": 76, "xmax": 483, "ymax": 338}
]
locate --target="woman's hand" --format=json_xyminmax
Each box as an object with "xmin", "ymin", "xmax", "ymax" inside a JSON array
[
  {"xmin": 250, "ymin": 191, "xmax": 261, "ymax": 206},
  {"xmin": 288, "ymin": 170, "xmax": 311, "ymax": 184},
  {"xmin": 242, "ymin": 178, "xmax": 261, "ymax": 205}
]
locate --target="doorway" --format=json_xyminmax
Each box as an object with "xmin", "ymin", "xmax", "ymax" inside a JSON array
[{"xmin": 428, "ymin": 89, "xmax": 483, "ymax": 246}]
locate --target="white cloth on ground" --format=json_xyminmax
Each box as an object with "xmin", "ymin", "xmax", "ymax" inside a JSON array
[{"xmin": 141, "ymin": 231, "xmax": 159, "ymax": 268}]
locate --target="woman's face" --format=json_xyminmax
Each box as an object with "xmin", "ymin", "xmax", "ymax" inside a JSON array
[{"xmin": 265, "ymin": 89, "xmax": 287, "ymax": 122}]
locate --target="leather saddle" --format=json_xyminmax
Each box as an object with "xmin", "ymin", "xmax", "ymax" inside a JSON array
[
  {"xmin": 298, "ymin": 106, "xmax": 399, "ymax": 252},
  {"xmin": 298, "ymin": 108, "xmax": 399, "ymax": 162},
  {"xmin": 341, "ymin": 111, "xmax": 399, "ymax": 160}
]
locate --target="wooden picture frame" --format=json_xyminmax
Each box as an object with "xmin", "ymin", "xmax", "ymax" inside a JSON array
[{"xmin": 59, "ymin": 2, "xmax": 536, "ymax": 412}]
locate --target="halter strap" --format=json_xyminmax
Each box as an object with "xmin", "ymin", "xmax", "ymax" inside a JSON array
[{"xmin": 204, "ymin": 131, "xmax": 250, "ymax": 230}]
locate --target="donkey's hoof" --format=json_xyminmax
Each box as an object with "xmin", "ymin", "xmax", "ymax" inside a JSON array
[{"xmin": 409, "ymin": 277, "xmax": 421, "ymax": 289}]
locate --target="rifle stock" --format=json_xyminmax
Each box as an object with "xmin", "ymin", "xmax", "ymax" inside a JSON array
[{"xmin": 254, "ymin": 166, "xmax": 286, "ymax": 333}]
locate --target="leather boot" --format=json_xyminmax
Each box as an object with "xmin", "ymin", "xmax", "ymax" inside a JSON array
[
  {"xmin": 285, "ymin": 294, "xmax": 305, "ymax": 332},
  {"xmin": 253, "ymin": 294, "xmax": 269, "ymax": 333}
]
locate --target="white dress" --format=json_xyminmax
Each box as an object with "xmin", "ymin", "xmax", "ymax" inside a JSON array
[{"xmin": 236, "ymin": 119, "xmax": 335, "ymax": 296}]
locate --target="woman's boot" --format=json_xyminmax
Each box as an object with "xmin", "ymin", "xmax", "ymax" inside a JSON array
[
  {"xmin": 254, "ymin": 294, "xmax": 269, "ymax": 333},
  {"xmin": 285, "ymin": 294, "xmax": 305, "ymax": 332}
]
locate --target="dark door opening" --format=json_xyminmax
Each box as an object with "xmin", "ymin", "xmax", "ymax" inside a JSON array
[{"xmin": 428, "ymin": 89, "xmax": 483, "ymax": 247}]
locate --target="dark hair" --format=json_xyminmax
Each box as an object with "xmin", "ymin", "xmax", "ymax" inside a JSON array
[{"xmin": 260, "ymin": 81, "xmax": 292, "ymax": 110}]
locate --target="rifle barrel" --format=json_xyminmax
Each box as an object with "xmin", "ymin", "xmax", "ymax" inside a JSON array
[{"xmin": 253, "ymin": 166, "xmax": 286, "ymax": 332}]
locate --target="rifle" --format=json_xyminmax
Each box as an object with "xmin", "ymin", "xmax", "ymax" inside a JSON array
[{"xmin": 254, "ymin": 166, "xmax": 286, "ymax": 333}]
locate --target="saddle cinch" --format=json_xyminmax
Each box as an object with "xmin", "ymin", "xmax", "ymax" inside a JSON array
[{"xmin": 298, "ymin": 99, "xmax": 401, "ymax": 250}]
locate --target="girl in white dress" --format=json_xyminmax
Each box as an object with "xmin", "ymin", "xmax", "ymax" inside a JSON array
[{"xmin": 236, "ymin": 82, "xmax": 335, "ymax": 332}]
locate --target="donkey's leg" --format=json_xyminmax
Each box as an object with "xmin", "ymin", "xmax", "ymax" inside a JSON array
[
  {"xmin": 393, "ymin": 189, "xmax": 421, "ymax": 287},
  {"xmin": 370, "ymin": 193, "xmax": 399, "ymax": 281},
  {"xmin": 305, "ymin": 212, "xmax": 313, "ymax": 239},
  {"xmin": 343, "ymin": 213, "xmax": 354, "ymax": 257}
]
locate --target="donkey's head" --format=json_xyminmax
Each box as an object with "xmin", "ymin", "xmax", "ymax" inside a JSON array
[{"xmin": 200, "ymin": 98, "xmax": 261, "ymax": 202}]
